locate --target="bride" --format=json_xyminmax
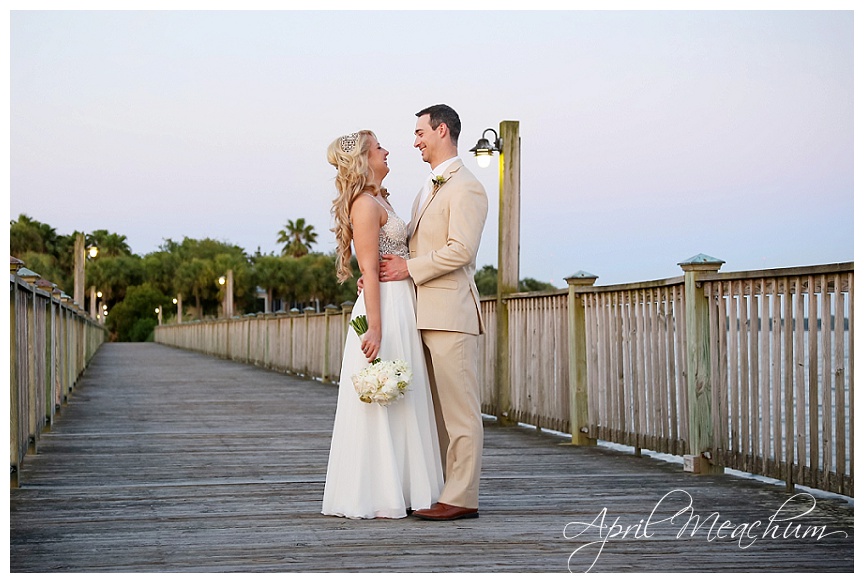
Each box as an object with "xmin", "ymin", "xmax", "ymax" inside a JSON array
[{"xmin": 321, "ymin": 130, "xmax": 443, "ymax": 519}]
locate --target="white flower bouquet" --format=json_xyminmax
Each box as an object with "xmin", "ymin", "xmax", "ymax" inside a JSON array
[{"xmin": 349, "ymin": 315, "xmax": 412, "ymax": 405}]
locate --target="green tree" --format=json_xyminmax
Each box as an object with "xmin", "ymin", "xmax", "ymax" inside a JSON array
[
  {"xmin": 474, "ymin": 265, "xmax": 558, "ymax": 297},
  {"xmin": 475, "ymin": 265, "xmax": 498, "ymax": 297},
  {"xmin": 175, "ymin": 257, "xmax": 217, "ymax": 320},
  {"xmin": 251, "ymin": 253, "xmax": 284, "ymax": 313},
  {"xmin": 519, "ymin": 277, "xmax": 556, "ymax": 292},
  {"xmin": 89, "ymin": 229, "xmax": 132, "ymax": 257},
  {"xmin": 10, "ymin": 214, "xmax": 59, "ymax": 256},
  {"xmin": 105, "ymin": 282, "xmax": 170, "ymax": 342},
  {"xmin": 163, "ymin": 237, "xmax": 252, "ymax": 319},
  {"xmin": 142, "ymin": 250, "xmax": 180, "ymax": 297},
  {"xmin": 277, "ymin": 218, "xmax": 318, "ymax": 258},
  {"xmin": 16, "ymin": 251, "xmax": 68, "ymax": 290},
  {"xmin": 86, "ymin": 254, "xmax": 145, "ymax": 308}
]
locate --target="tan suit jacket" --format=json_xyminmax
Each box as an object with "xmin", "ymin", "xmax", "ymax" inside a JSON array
[{"xmin": 406, "ymin": 160, "xmax": 488, "ymax": 335}]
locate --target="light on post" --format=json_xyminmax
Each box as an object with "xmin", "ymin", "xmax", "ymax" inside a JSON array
[
  {"xmin": 469, "ymin": 128, "xmax": 501, "ymax": 169},
  {"xmin": 74, "ymin": 235, "xmax": 99, "ymax": 312},
  {"xmin": 217, "ymin": 271, "xmax": 234, "ymax": 319},
  {"xmin": 470, "ymin": 121, "xmax": 521, "ymax": 426},
  {"xmin": 173, "ymin": 293, "xmax": 183, "ymax": 324}
]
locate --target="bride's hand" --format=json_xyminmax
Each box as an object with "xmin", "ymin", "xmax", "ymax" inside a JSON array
[
  {"xmin": 361, "ymin": 327, "xmax": 381, "ymax": 362},
  {"xmin": 356, "ymin": 275, "xmax": 364, "ymax": 295}
]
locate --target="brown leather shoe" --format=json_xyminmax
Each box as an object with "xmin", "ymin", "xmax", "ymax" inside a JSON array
[{"xmin": 412, "ymin": 502, "xmax": 479, "ymax": 521}]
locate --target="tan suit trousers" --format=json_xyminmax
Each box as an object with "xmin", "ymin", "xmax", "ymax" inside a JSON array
[{"xmin": 421, "ymin": 328, "xmax": 483, "ymax": 509}]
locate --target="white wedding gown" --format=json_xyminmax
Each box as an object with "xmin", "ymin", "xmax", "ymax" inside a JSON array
[{"xmin": 322, "ymin": 198, "xmax": 443, "ymax": 519}]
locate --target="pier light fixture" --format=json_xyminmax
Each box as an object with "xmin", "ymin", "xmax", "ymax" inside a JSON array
[
  {"xmin": 469, "ymin": 128, "xmax": 501, "ymax": 169},
  {"xmin": 470, "ymin": 120, "xmax": 521, "ymax": 426},
  {"xmin": 88, "ymin": 245, "xmax": 99, "ymax": 259},
  {"xmin": 218, "ymin": 275, "xmax": 227, "ymax": 286}
]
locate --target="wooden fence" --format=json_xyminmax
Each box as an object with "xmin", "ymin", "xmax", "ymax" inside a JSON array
[
  {"xmin": 155, "ymin": 258, "xmax": 853, "ymax": 497},
  {"xmin": 10, "ymin": 260, "xmax": 107, "ymax": 487},
  {"xmin": 155, "ymin": 305, "xmax": 352, "ymax": 384}
]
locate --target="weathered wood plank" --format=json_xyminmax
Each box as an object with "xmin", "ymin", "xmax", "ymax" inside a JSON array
[{"xmin": 10, "ymin": 343, "xmax": 854, "ymax": 573}]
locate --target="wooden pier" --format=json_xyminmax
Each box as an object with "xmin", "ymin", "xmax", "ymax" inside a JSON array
[{"xmin": 9, "ymin": 343, "xmax": 854, "ymax": 573}]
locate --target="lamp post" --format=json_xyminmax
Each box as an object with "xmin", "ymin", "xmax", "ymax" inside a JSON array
[
  {"xmin": 73, "ymin": 234, "xmax": 85, "ymax": 309},
  {"xmin": 173, "ymin": 294, "xmax": 182, "ymax": 324},
  {"xmin": 470, "ymin": 120, "xmax": 521, "ymax": 425},
  {"xmin": 218, "ymin": 270, "xmax": 234, "ymax": 318},
  {"xmin": 95, "ymin": 290, "xmax": 103, "ymax": 322},
  {"xmin": 73, "ymin": 233, "xmax": 98, "ymax": 313}
]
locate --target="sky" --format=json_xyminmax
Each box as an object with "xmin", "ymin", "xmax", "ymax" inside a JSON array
[{"xmin": 5, "ymin": 1, "xmax": 858, "ymax": 288}]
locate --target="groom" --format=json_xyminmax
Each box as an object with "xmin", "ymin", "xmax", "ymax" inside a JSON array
[{"xmin": 380, "ymin": 104, "xmax": 488, "ymax": 520}]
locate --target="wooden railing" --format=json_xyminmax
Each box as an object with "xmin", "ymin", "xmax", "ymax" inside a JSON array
[
  {"xmin": 155, "ymin": 258, "xmax": 853, "ymax": 496},
  {"xmin": 10, "ymin": 261, "xmax": 107, "ymax": 486},
  {"xmin": 155, "ymin": 305, "xmax": 353, "ymax": 384},
  {"xmin": 700, "ymin": 265, "xmax": 853, "ymax": 495}
]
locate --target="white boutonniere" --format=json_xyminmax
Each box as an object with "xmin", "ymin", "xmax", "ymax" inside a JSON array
[{"xmin": 432, "ymin": 175, "xmax": 449, "ymax": 187}]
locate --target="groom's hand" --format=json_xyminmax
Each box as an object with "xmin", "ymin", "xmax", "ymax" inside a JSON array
[{"xmin": 379, "ymin": 255, "xmax": 410, "ymax": 282}]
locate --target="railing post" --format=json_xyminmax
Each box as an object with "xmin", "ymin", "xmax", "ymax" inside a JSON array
[
  {"xmin": 322, "ymin": 304, "xmax": 339, "ymax": 383},
  {"xmin": 341, "ymin": 301, "xmax": 354, "ymax": 332},
  {"xmin": 17, "ymin": 269, "xmax": 40, "ymax": 455},
  {"xmin": 565, "ymin": 272, "xmax": 598, "ymax": 446},
  {"xmin": 289, "ymin": 308, "xmax": 300, "ymax": 373},
  {"xmin": 10, "ymin": 260, "xmax": 22, "ymax": 487},
  {"xmin": 679, "ymin": 253, "xmax": 725, "ymax": 475},
  {"xmin": 304, "ymin": 307, "xmax": 315, "ymax": 376}
]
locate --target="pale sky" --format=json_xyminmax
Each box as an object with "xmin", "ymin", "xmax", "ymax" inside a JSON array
[{"xmin": 6, "ymin": 2, "xmax": 857, "ymax": 287}]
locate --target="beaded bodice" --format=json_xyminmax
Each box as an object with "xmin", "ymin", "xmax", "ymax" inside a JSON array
[{"xmin": 366, "ymin": 194, "xmax": 409, "ymax": 259}]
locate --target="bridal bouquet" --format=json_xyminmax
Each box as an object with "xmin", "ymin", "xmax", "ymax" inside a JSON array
[{"xmin": 349, "ymin": 315, "xmax": 412, "ymax": 406}]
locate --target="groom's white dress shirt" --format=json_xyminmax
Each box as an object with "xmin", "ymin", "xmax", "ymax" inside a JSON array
[{"xmin": 417, "ymin": 156, "xmax": 460, "ymax": 210}]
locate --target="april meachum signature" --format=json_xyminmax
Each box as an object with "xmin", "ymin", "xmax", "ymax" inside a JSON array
[{"xmin": 562, "ymin": 489, "xmax": 848, "ymax": 573}]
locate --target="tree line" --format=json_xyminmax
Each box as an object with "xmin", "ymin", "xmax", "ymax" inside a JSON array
[{"xmin": 10, "ymin": 214, "xmax": 554, "ymax": 342}]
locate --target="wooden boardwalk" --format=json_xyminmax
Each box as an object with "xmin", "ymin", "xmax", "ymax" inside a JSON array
[{"xmin": 9, "ymin": 343, "xmax": 854, "ymax": 573}]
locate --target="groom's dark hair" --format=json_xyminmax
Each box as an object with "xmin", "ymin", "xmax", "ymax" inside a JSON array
[{"xmin": 416, "ymin": 104, "xmax": 461, "ymax": 145}]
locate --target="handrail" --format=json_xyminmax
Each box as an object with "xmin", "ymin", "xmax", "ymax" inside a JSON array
[
  {"xmin": 10, "ymin": 259, "xmax": 107, "ymax": 487},
  {"xmin": 156, "ymin": 259, "xmax": 853, "ymax": 496}
]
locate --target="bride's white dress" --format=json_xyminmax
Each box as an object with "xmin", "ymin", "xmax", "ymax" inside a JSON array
[{"xmin": 321, "ymin": 197, "xmax": 443, "ymax": 519}]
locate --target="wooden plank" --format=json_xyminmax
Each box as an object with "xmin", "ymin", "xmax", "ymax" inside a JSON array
[
  {"xmin": 794, "ymin": 278, "xmax": 806, "ymax": 485},
  {"xmin": 821, "ymin": 275, "xmax": 833, "ymax": 490},
  {"xmin": 808, "ymin": 276, "xmax": 819, "ymax": 476},
  {"xmin": 9, "ymin": 343, "xmax": 853, "ymax": 573},
  {"xmin": 760, "ymin": 280, "xmax": 770, "ymax": 477},
  {"xmin": 729, "ymin": 289, "xmax": 740, "ymax": 458},
  {"xmin": 833, "ymin": 275, "xmax": 845, "ymax": 484},
  {"xmin": 771, "ymin": 281, "xmax": 782, "ymax": 467}
]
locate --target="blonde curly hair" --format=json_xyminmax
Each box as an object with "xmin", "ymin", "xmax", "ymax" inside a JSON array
[{"xmin": 327, "ymin": 130, "xmax": 388, "ymax": 283}]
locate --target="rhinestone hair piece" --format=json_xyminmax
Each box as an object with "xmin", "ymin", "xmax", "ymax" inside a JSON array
[{"xmin": 339, "ymin": 132, "xmax": 360, "ymax": 153}]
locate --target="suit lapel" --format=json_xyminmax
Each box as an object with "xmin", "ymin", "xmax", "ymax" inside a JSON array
[{"xmin": 409, "ymin": 161, "xmax": 463, "ymax": 237}]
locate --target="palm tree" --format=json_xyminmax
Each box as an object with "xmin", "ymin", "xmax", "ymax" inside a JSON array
[
  {"xmin": 90, "ymin": 229, "xmax": 132, "ymax": 257},
  {"xmin": 277, "ymin": 218, "xmax": 318, "ymax": 258},
  {"xmin": 10, "ymin": 214, "xmax": 59, "ymax": 256}
]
